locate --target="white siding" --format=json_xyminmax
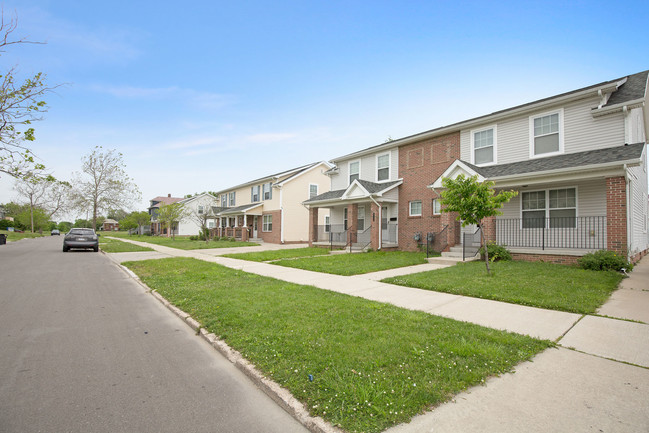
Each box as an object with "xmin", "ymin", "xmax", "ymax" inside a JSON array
[
  {"xmin": 460, "ymin": 96, "xmax": 626, "ymax": 166},
  {"xmin": 628, "ymin": 151, "xmax": 649, "ymax": 256}
]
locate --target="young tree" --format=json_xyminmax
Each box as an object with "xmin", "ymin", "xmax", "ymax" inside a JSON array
[
  {"xmin": 14, "ymin": 174, "xmax": 71, "ymax": 232},
  {"xmin": 0, "ymin": 12, "xmax": 57, "ymax": 179},
  {"xmin": 130, "ymin": 210, "xmax": 151, "ymax": 235},
  {"xmin": 440, "ymin": 174, "xmax": 517, "ymax": 274},
  {"xmin": 156, "ymin": 202, "xmax": 188, "ymax": 239},
  {"xmin": 187, "ymin": 195, "xmax": 218, "ymax": 244},
  {"xmin": 71, "ymin": 147, "xmax": 141, "ymax": 230}
]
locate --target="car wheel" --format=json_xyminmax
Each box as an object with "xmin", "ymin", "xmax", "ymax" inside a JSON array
[
  {"xmin": 93, "ymin": 246, "xmax": 99, "ymax": 252},
  {"xmin": 63, "ymin": 246, "xmax": 69, "ymax": 252}
]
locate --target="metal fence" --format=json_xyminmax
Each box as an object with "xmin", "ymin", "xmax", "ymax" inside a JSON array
[
  {"xmin": 463, "ymin": 227, "xmax": 482, "ymax": 260},
  {"xmin": 495, "ymin": 216, "xmax": 606, "ymax": 250},
  {"xmin": 382, "ymin": 222, "xmax": 398, "ymax": 245}
]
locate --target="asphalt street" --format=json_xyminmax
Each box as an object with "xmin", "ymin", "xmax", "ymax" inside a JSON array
[{"xmin": 0, "ymin": 236, "xmax": 307, "ymax": 433}]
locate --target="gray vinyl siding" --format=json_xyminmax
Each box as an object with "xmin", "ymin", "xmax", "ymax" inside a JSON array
[
  {"xmin": 460, "ymin": 96, "xmax": 626, "ymax": 166},
  {"xmin": 382, "ymin": 187, "xmax": 399, "ymax": 202},
  {"xmin": 628, "ymin": 154, "xmax": 649, "ymax": 255},
  {"xmin": 331, "ymin": 148, "xmax": 399, "ymax": 190}
]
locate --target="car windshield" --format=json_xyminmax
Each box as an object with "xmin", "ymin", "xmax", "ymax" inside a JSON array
[{"xmin": 69, "ymin": 229, "xmax": 95, "ymax": 235}]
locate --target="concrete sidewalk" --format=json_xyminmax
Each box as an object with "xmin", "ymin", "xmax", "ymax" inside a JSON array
[{"xmin": 108, "ymin": 238, "xmax": 649, "ymax": 432}]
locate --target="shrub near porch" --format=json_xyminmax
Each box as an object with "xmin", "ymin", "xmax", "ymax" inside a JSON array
[{"xmin": 383, "ymin": 261, "xmax": 623, "ymax": 314}]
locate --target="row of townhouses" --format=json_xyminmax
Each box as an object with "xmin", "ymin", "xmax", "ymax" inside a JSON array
[{"xmin": 150, "ymin": 70, "xmax": 649, "ymax": 264}]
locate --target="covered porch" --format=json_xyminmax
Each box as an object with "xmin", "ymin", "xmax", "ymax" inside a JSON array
[{"xmin": 214, "ymin": 203, "xmax": 263, "ymax": 241}]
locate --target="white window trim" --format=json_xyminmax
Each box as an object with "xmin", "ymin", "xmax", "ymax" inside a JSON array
[
  {"xmin": 348, "ymin": 159, "xmax": 361, "ymax": 186},
  {"xmin": 529, "ymin": 108, "xmax": 564, "ymax": 159},
  {"xmin": 262, "ymin": 214, "xmax": 272, "ymax": 232},
  {"xmin": 375, "ymin": 152, "xmax": 391, "ymax": 182},
  {"xmin": 198, "ymin": 205, "xmax": 204, "ymax": 214},
  {"xmin": 357, "ymin": 205, "xmax": 365, "ymax": 230},
  {"xmin": 470, "ymin": 125, "xmax": 497, "ymax": 166},
  {"xmin": 324, "ymin": 215, "xmax": 330, "ymax": 232},
  {"xmin": 432, "ymin": 199, "xmax": 441, "ymax": 215},
  {"xmin": 409, "ymin": 200, "xmax": 422, "ymax": 217},
  {"xmin": 519, "ymin": 185, "xmax": 579, "ymax": 228},
  {"xmin": 308, "ymin": 183, "xmax": 318, "ymax": 199}
]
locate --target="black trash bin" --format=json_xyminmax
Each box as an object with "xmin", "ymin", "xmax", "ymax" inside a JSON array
[{"xmin": 0, "ymin": 234, "xmax": 6, "ymax": 245}]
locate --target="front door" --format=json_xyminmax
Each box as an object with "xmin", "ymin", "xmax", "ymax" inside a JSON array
[
  {"xmin": 253, "ymin": 216, "xmax": 258, "ymax": 238},
  {"xmin": 381, "ymin": 206, "xmax": 388, "ymax": 241}
]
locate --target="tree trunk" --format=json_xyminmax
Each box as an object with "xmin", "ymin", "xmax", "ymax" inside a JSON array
[
  {"xmin": 479, "ymin": 222, "xmax": 491, "ymax": 274},
  {"xmin": 29, "ymin": 199, "xmax": 34, "ymax": 233}
]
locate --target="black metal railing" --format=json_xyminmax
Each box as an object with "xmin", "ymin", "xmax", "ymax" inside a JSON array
[
  {"xmin": 316, "ymin": 224, "xmax": 347, "ymax": 246},
  {"xmin": 355, "ymin": 225, "xmax": 372, "ymax": 250},
  {"xmin": 431, "ymin": 224, "xmax": 449, "ymax": 253},
  {"xmin": 463, "ymin": 226, "xmax": 482, "ymax": 261},
  {"xmin": 382, "ymin": 222, "xmax": 398, "ymax": 246},
  {"xmin": 495, "ymin": 216, "xmax": 606, "ymax": 250}
]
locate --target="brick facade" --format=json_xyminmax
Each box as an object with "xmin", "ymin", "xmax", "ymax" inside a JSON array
[
  {"xmin": 308, "ymin": 207, "xmax": 318, "ymax": 246},
  {"xmin": 606, "ymin": 176, "xmax": 627, "ymax": 256},
  {"xmin": 398, "ymin": 132, "xmax": 461, "ymax": 251},
  {"xmin": 261, "ymin": 210, "xmax": 282, "ymax": 244}
]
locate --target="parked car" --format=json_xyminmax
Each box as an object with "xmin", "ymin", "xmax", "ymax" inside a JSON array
[
  {"xmin": 51, "ymin": 229, "xmax": 60, "ymax": 236},
  {"xmin": 63, "ymin": 228, "xmax": 100, "ymax": 252}
]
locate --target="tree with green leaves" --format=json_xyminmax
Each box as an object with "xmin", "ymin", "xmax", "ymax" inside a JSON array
[
  {"xmin": 0, "ymin": 12, "xmax": 57, "ymax": 179},
  {"xmin": 130, "ymin": 210, "xmax": 151, "ymax": 235},
  {"xmin": 440, "ymin": 174, "xmax": 517, "ymax": 274},
  {"xmin": 14, "ymin": 174, "xmax": 71, "ymax": 232},
  {"xmin": 71, "ymin": 146, "xmax": 141, "ymax": 230},
  {"xmin": 156, "ymin": 202, "xmax": 188, "ymax": 239}
]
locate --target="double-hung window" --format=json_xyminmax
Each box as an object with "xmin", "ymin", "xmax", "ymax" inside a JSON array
[
  {"xmin": 349, "ymin": 161, "xmax": 360, "ymax": 184},
  {"xmin": 376, "ymin": 154, "xmax": 390, "ymax": 181},
  {"xmin": 432, "ymin": 199, "xmax": 442, "ymax": 215},
  {"xmin": 530, "ymin": 110, "xmax": 563, "ymax": 157},
  {"xmin": 522, "ymin": 188, "xmax": 576, "ymax": 228},
  {"xmin": 357, "ymin": 206, "xmax": 365, "ymax": 231},
  {"xmin": 472, "ymin": 127, "xmax": 495, "ymax": 165},
  {"xmin": 198, "ymin": 205, "xmax": 204, "ymax": 214},
  {"xmin": 221, "ymin": 195, "xmax": 227, "ymax": 208},
  {"xmin": 229, "ymin": 191, "xmax": 236, "ymax": 206},
  {"xmin": 343, "ymin": 208, "xmax": 348, "ymax": 231},
  {"xmin": 324, "ymin": 215, "xmax": 330, "ymax": 233},
  {"xmin": 409, "ymin": 200, "xmax": 422, "ymax": 217},
  {"xmin": 263, "ymin": 182, "xmax": 272, "ymax": 200},
  {"xmin": 251, "ymin": 185, "xmax": 260, "ymax": 202},
  {"xmin": 309, "ymin": 184, "xmax": 318, "ymax": 199},
  {"xmin": 262, "ymin": 214, "xmax": 272, "ymax": 232}
]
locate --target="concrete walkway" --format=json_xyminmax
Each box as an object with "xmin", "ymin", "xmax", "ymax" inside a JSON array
[{"xmin": 107, "ymin": 238, "xmax": 649, "ymax": 432}]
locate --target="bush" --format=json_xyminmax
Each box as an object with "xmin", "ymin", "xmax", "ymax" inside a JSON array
[
  {"xmin": 479, "ymin": 242, "xmax": 512, "ymax": 262},
  {"xmin": 578, "ymin": 250, "xmax": 632, "ymax": 272},
  {"xmin": 189, "ymin": 235, "xmax": 199, "ymax": 241}
]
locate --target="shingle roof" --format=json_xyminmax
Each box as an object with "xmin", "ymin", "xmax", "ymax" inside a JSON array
[
  {"xmin": 604, "ymin": 70, "xmax": 648, "ymax": 107},
  {"xmin": 149, "ymin": 196, "xmax": 183, "ymax": 208},
  {"xmin": 217, "ymin": 203, "xmax": 264, "ymax": 215},
  {"xmin": 304, "ymin": 179, "xmax": 401, "ymax": 204},
  {"xmin": 464, "ymin": 142, "xmax": 645, "ymax": 178}
]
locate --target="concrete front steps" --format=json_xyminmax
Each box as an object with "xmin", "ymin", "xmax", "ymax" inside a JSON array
[{"xmin": 428, "ymin": 245, "xmax": 481, "ymax": 265}]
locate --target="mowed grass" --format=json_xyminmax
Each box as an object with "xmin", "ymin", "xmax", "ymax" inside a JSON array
[
  {"xmin": 107, "ymin": 234, "xmax": 259, "ymax": 250},
  {"xmin": 383, "ymin": 261, "xmax": 623, "ymax": 314},
  {"xmin": 272, "ymin": 250, "xmax": 433, "ymax": 275},
  {"xmin": 223, "ymin": 247, "xmax": 330, "ymax": 262},
  {"xmin": 0, "ymin": 229, "xmax": 49, "ymax": 241},
  {"xmin": 99, "ymin": 237, "xmax": 154, "ymax": 253},
  {"xmin": 124, "ymin": 257, "xmax": 551, "ymax": 433}
]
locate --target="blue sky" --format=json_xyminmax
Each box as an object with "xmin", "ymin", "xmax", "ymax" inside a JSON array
[{"xmin": 1, "ymin": 0, "xmax": 648, "ymax": 218}]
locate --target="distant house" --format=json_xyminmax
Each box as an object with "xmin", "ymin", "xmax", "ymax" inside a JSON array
[
  {"xmin": 148, "ymin": 194, "xmax": 184, "ymax": 235},
  {"xmin": 175, "ymin": 193, "xmax": 221, "ymax": 236},
  {"xmin": 101, "ymin": 219, "xmax": 119, "ymax": 231},
  {"xmin": 213, "ymin": 162, "xmax": 332, "ymax": 243}
]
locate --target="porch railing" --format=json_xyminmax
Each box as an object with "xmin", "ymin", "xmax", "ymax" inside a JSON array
[
  {"xmin": 382, "ymin": 222, "xmax": 398, "ymax": 246},
  {"xmin": 463, "ymin": 226, "xmax": 482, "ymax": 260},
  {"xmin": 355, "ymin": 225, "xmax": 372, "ymax": 250},
  {"xmin": 495, "ymin": 216, "xmax": 606, "ymax": 250}
]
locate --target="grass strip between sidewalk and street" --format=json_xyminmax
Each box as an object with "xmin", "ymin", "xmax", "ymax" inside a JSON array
[
  {"xmin": 124, "ymin": 257, "xmax": 552, "ymax": 433},
  {"xmin": 223, "ymin": 247, "xmax": 330, "ymax": 262},
  {"xmin": 270, "ymin": 250, "xmax": 436, "ymax": 275},
  {"xmin": 106, "ymin": 233, "xmax": 259, "ymax": 250},
  {"xmin": 99, "ymin": 237, "xmax": 154, "ymax": 253},
  {"xmin": 382, "ymin": 260, "xmax": 623, "ymax": 314},
  {"xmin": 1, "ymin": 229, "xmax": 50, "ymax": 241}
]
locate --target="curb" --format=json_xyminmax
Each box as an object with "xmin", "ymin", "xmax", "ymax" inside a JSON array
[{"xmin": 118, "ymin": 263, "xmax": 342, "ymax": 433}]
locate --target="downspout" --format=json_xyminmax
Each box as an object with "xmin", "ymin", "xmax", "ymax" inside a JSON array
[
  {"xmin": 369, "ymin": 195, "xmax": 381, "ymax": 250},
  {"xmin": 624, "ymin": 164, "xmax": 632, "ymax": 260}
]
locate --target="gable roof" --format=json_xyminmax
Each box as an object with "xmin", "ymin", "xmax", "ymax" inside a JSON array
[
  {"xmin": 217, "ymin": 203, "xmax": 264, "ymax": 215},
  {"xmin": 430, "ymin": 143, "xmax": 646, "ymax": 188},
  {"xmin": 331, "ymin": 70, "xmax": 649, "ymax": 163},
  {"xmin": 149, "ymin": 195, "xmax": 184, "ymax": 209},
  {"xmin": 304, "ymin": 179, "xmax": 402, "ymax": 205},
  {"xmin": 213, "ymin": 162, "xmax": 327, "ymax": 194}
]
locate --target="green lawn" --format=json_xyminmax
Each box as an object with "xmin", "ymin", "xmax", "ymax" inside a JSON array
[
  {"xmin": 99, "ymin": 237, "xmax": 154, "ymax": 253},
  {"xmin": 383, "ymin": 261, "xmax": 623, "ymax": 314},
  {"xmin": 124, "ymin": 257, "xmax": 551, "ymax": 433},
  {"xmin": 0, "ymin": 229, "xmax": 49, "ymax": 241},
  {"xmin": 223, "ymin": 247, "xmax": 330, "ymax": 262},
  {"xmin": 107, "ymin": 234, "xmax": 259, "ymax": 250},
  {"xmin": 271, "ymin": 250, "xmax": 433, "ymax": 275}
]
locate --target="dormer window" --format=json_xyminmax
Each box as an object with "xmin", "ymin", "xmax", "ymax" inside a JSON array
[
  {"xmin": 530, "ymin": 109, "xmax": 563, "ymax": 157},
  {"xmin": 349, "ymin": 161, "xmax": 360, "ymax": 184},
  {"xmin": 471, "ymin": 126, "xmax": 496, "ymax": 165}
]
